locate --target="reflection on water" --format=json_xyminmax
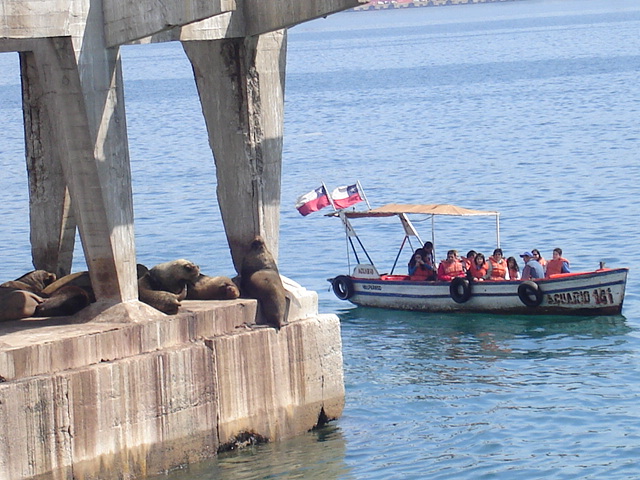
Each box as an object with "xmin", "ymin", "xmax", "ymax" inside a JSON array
[
  {"xmin": 147, "ymin": 425, "xmax": 352, "ymax": 480},
  {"xmin": 340, "ymin": 307, "xmax": 632, "ymax": 370}
]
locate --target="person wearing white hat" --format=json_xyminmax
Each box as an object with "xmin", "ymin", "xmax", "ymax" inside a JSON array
[{"xmin": 520, "ymin": 252, "xmax": 545, "ymax": 280}]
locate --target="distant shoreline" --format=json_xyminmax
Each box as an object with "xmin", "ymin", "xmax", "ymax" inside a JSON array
[{"xmin": 352, "ymin": 0, "xmax": 518, "ymax": 10}]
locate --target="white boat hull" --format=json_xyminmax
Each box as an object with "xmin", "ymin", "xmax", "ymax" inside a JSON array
[{"xmin": 332, "ymin": 268, "xmax": 628, "ymax": 316}]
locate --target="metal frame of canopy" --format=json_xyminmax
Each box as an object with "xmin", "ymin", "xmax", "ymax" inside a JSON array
[{"xmin": 331, "ymin": 204, "xmax": 501, "ymax": 275}]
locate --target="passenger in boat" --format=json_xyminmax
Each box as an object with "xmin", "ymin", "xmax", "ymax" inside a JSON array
[
  {"xmin": 486, "ymin": 248, "xmax": 508, "ymax": 281},
  {"xmin": 421, "ymin": 241, "xmax": 436, "ymax": 270},
  {"xmin": 468, "ymin": 253, "xmax": 488, "ymax": 281},
  {"xmin": 408, "ymin": 249, "xmax": 436, "ymax": 280},
  {"xmin": 506, "ymin": 256, "xmax": 521, "ymax": 280},
  {"xmin": 462, "ymin": 250, "xmax": 476, "ymax": 272},
  {"xmin": 545, "ymin": 248, "xmax": 570, "ymax": 277},
  {"xmin": 437, "ymin": 250, "xmax": 465, "ymax": 281},
  {"xmin": 520, "ymin": 252, "xmax": 545, "ymax": 280},
  {"xmin": 531, "ymin": 249, "xmax": 547, "ymax": 272}
]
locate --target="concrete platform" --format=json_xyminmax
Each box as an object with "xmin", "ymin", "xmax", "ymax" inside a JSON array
[{"xmin": 0, "ymin": 284, "xmax": 345, "ymax": 480}]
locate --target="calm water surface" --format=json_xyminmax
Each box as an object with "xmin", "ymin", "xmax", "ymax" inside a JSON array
[{"xmin": 1, "ymin": 0, "xmax": 640, "ymax": 478}]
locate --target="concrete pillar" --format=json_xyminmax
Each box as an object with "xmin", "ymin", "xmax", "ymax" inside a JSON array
[
  {"xmin": 20, "ymin": 51, "xmax": 77, "ymax": 278},
  {"xmin": 182, "ymin": 30, "xmax": 286, "ymax": 271},
  {"xmin": 29, "ymin": 36, "xmax": 135, "ymax": 302}
]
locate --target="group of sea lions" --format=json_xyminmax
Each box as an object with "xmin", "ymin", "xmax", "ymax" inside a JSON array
[
  {"xmin": 0, "ymin": 236, "xmax": 288, "ymax": 329},
  {"xmin": 137, "ymin": 259, "xmax": 240, "ymax": 315},
  {"xmin": 0, "ymin": 269, "xmax": 94, "ymax": 322}
]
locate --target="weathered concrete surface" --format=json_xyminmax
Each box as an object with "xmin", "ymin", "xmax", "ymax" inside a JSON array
[
  {"xmin": 1, "ymin": 0, "xmax": 364, "ymax": 296},
  {"xmin": 183, "ymin": 30, "xmax": 286, "ymax": 269},
  {"xmin": 20, "ymin": 50, "xmax": 77, "ymax": 278},
  {"xmin": 0, "ymin": 282, "xmax": 345, "ymax": 480}
]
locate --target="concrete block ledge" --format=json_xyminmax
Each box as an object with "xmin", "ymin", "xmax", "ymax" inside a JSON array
[{"xmin": 0, "ymin": 288, "xmax": 345, "ymax": 480}]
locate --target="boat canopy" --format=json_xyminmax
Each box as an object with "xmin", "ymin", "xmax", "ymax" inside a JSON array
[
  {"xmin": 330, "ymin": 203, "xmax": 501, "ymax": 274},
  {"xmin": 338, "ymin": 203, "xmax": 499, "ymax": 218}
]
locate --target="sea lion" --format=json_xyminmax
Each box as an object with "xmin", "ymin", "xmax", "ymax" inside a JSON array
[
  {"xmin": 42, "ymin": 271, "xmax": 95, "ymax": 303},
  {"xmin": 240, "ymin": 236, "xmax": 287, "ymax": 330},
  {"xmin": 148, "ymin": 259, "xmax": 200, "ymax": 300},
  {"xmin": 0, "ymin": 287, "xmax": 44, "ymax": 321},
  {"xmin": 138, "ymin": 286, "xmax": 181, "ymax": 315},
  {"xmin": 35, "ymin": 285, "xmax": 91, "ymax": 317},
  {"xmin": 15, "ymin": 270, "xmax": 57, "ymax": 292},
  {"xmin": 136, "ymin": 261, "xmax": 198, "ymax": 314},
  {"xmin": 0, "ymin": 270, "xmax": 56, "ymax": 293},
  {"xmin": 186, "ymin": 274, "xmax": 240, "ymax": 300}
]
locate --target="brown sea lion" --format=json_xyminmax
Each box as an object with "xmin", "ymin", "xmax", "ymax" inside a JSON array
[
  {"xmin": 186, "ymin": 274, "xmax": 240, "ymax": 300},
  {"xmin": 0, "ymin": 280, "xmax": 33, "ymax": 292},
  {"xmin": 148, "ymin": 259, "xmax": 200, "ymax": 300},
  {"xmin": 0, "ymin": 270, "xmax": 56, "ymax": 293},
  {"xmin": 35, "ymin": 285, "xmax": 91, "ymax": 317},
  {"xmin": 138, "ymin": 286, "xmax": 181, "ymax": 315},
  {"xmin": 15, "ymin": 270, "xmax": 57, "ymax": 292},
  {"xmin": 42, "ymin": 271, "xmax": 95, "ymax": 303},
  {"xmin": 0, "ymin": 287, "xmax": 44, "ymax": 321},
  {"xmin": 240, "ymin": 236, "xmax": 287, "ymax": 330},
  {"xmin": 136, "ymin": 261, "xmax": 197, "ymax": 314}
]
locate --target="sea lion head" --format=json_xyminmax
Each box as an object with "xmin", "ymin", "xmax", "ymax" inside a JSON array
[
  {"xmin": 14, "ymin": 270, "xmax": 57, "ymax": 293},
  {"xmin": 242, "ymin": 236, "xmax": 278, "ymax": 276},
  {"xmin": 174, "ymin": 259, "xmax": 200, "ymax": 280},
  {"xmin": 250, "ymin": 236, "xmax": 266, "ymax": 251}
]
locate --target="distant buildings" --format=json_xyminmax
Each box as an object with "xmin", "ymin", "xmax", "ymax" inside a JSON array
[{"xmin": 354, "ymin": 0, "xmax": 515, "ymax": 10}]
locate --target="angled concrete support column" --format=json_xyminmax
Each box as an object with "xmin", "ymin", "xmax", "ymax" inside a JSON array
[
  {"xmin": 20, "ymin": 51, "xmax": 76, "ymax": 278},
  {"xmin": 183, "ymin": 30, "xmax": 286, "ymax": 271},
  {"xmin": 30, "ymin": 37, "xmax": 136, "ymax": 303}
]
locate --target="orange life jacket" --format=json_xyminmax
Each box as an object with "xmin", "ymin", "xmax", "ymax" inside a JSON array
[
  {"xmin": 508, "ymin": 267, "xmax": 520, "ymax": 280},
  {"xmin": 545, "ymin": 257, "xmax": 570, "ymax": 277},
  {"xmin": 410, "ymin": 264, "xmax": 432, "ymax": 281},
  {"xmin": 438, "ymin": 259, "xmax": 464, "ymax": 280},
  {"xmin": 469, "ymin": 262, "xmax": 488, "ymax": 279},
  {"xmin": 462, "ymin": 258, "xmax": 473, "ymax": 271},
  {"xmin": 488, "ymin": 257, "xmax": 507, "ymax": 280}
]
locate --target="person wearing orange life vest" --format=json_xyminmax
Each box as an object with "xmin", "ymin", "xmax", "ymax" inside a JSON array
[
  {"xmin": 531, "ymin": 249, "xmax": 547, "ymax": 273},
  {"xmin": 486, "ymin": 248, "xmax": 508, "ymax": 280},
  {"xmin": 437, "ymin": 250, "xmax": 466, "ymax": 281},
  {"xmin": 506, "ymin": 256, "xmax": 520, "ymax": 280},
  {"xmin": 545, "ymin": 247, "xmax": 570, "ymax": 277},
  {"xmin": 408, "ymin": 248, "xmax": 435, "ymax": 281},
  {"xmin": 461, "ymin": 250, "xmax": 476, "ymax": 273},
  {"xmin": 468, "ymin": 252, "xmax": 488, "ymax": 281}
]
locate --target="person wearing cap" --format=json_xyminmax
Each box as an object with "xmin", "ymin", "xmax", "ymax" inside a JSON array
[{"xmin": 520, "ymin": 251, "xmax": 545, "ymax": 280}]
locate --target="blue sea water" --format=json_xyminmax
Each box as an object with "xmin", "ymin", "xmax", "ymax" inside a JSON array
[{"xmin": 1, "ymin": 0, "xmax": 640, "ymax": 478}]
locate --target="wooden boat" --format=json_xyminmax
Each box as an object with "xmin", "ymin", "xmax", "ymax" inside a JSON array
[{"xmin": 328, "ymin": 204, "xmax": 628, "ymax": 315}]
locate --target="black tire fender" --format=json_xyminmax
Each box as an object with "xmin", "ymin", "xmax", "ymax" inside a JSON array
[
  {"xmin": 332, "ymin": 275, "xmax": 354, "ymax": 300},
  {"xmin": 518, "ymin": 281, "xmax": 543, "ymax": 307},
  {"xmin": 450, "ymin": 277, "xmax": 472, "ymax": 303}
]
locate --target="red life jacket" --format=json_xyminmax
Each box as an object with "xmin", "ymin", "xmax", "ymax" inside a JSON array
[
  {"xmin": 488, "ymin": 257, "xmax": 507, "ymax": 280},
  {"xmin": 545, "ymin": 257, "xmax": 570, "ymax": 277},
  {"xmin": 508, "ymin": 267, "xmax": 520, "ymax": 280},
  {"xmin": 438, "ymin": 259, "xmax": 464, "ymax": 280},
  {"xmin": 410, "ymin": 264, "xmax": 432, "ymax": 281},
  {"xmin": 469, "ymin": 261, "xmax": 488, "ymax": 279}
]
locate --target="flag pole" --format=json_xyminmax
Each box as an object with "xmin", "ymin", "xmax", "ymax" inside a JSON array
[
  {"xmin": 322, "ymin": 181, "xmax": 337, "ymax": 211},
  {"xmin": 357, "ymin": 180, "xmax": 371, "ymax": 210}
]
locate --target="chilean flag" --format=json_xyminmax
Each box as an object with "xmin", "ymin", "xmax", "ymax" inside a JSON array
[
  {"xmin": 331, "ymin": 184, "xmax": 363, "ymax": 209},
  {"xmin": 295, "ymin": 185, "xmax": 330, "ymax": 216}
]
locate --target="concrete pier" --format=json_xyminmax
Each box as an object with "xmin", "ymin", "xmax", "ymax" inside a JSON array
[
  {"xmin": 1, "ymin": 0, "xmax": 364, "ymax": 477},
  {"xmin": 0, "ymin": 283, "xmax": 344, "ymax": 480}
]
